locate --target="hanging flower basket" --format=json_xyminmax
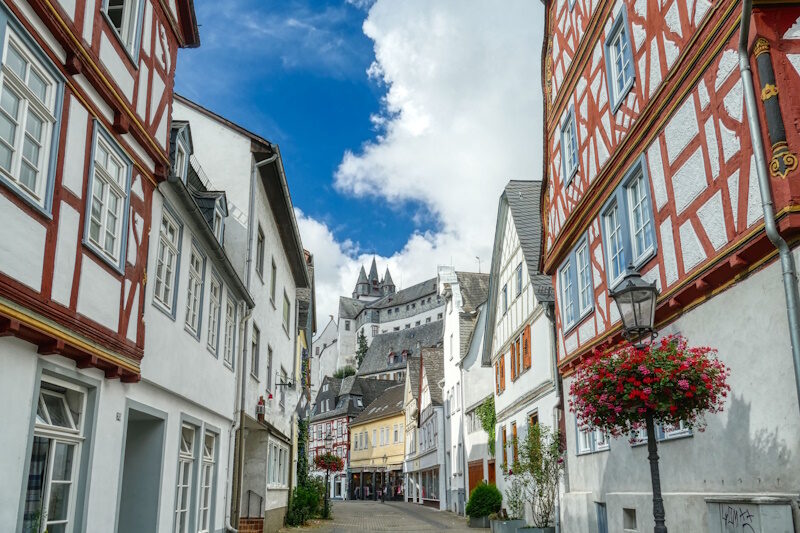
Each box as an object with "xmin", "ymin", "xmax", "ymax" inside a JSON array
[
  {"xmin": 569, "ymin": 335, "xmax": 730, "ymax": 438},
  {"xmin": 314, "ymin": 453, "xmax": 344, "ymax": 472}
]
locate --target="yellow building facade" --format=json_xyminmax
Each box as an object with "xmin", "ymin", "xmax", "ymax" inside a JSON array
[{"xmin": 348, "ymin": 384, "xmax": 405, "ymax": 500}]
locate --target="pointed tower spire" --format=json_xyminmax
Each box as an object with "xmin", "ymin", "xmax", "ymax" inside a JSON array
[
  {"xmin": 368, "ymin": 257, "xmax": 379, "ymax": 284},
  {"xmin": 353, "ymin": 265, "xmax": 369, "ymax": 298},
  {"xmin": 381, "ymin": 267, "xmax": 396, "ymax": 295}
]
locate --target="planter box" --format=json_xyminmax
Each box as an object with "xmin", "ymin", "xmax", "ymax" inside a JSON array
[
  {"xmin": 490, "ymin": 519, "xmax": 525, "ymax": 533},
  {"xmin": 468, "ymin": 516, "xmax": 490, "ymax": 528},
  {"xmin": 517, "ymin": 527, "xmax": 555, "ymax": 533}
]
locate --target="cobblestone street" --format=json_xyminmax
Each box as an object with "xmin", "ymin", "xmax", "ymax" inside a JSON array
[{"xmin": 281, "ymin": 501, "xmax": 481, "ymax": 532}]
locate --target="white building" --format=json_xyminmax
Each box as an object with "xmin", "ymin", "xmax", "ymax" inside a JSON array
[
  {"xmin": 0, "ymin": 1, "xmax": 200, "ymax": 532},
  {"xmin": 336, "ymin": 261, "xmax": 445, "ymax": 369},
  {"xmin": 483, "ymin": 181, "xmax": 558, "ymax": 518},
  {"xmin": 172, "ymin": 95, "xmax": 311, "ymax": 532},
  {"xmin": 311, "ymin": 316, "xmax": 338, "ymax": 398},
  {"xmin": 404, "ymin": 347, "xmax": 447, "ymax": 510},
  {"xmin": 438, "ymin": 268, "xmax": 491, "ymax": 515}
]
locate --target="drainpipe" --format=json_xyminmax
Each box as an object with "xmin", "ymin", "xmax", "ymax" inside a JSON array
[
  {"xmin": 229, "ymin": 154, "xmax": 278, "ymax": 531},
  {"xmin": 544, "ymin": 301, "xmax": 562, "ymax": 533},
  {"xmin": 739, "ymin": 0, "xmax": 800, "ymax": 416}
]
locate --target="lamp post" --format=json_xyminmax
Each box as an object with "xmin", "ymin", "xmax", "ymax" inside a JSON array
[
  {"xmin": 609, "ymin": 267, "xmax": 665, "ymax": 533},
  {"xmin": 324, "ymin": 432, "xmax": 333, "ymax": 518}
]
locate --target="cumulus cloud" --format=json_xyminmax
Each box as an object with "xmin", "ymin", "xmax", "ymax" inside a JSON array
[{"xmin": 300, "ymin": 0, "xmax": 545, "ymax": 326}]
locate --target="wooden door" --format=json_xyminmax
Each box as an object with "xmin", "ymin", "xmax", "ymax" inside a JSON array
[
  {"xmin": 487, "ymin": 459, "xmax": 496, "ymax": 485},
  {"xmin": 468, "ymin": 461, "xmax": 483, "ymax": 495}
]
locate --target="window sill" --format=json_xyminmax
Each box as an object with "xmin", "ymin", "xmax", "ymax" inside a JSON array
[
  {"xmin": 0, "ymin": 174, "xmax": 53, "ymax": 220},
  {"xmin": 610, "ymin": 78, "xmax": 636, "ymax": 114},
  {"xmin": 562, "ymin": 306, "xmax": 594, "ymax": 337},
  {"xmin": 223, "ymin": 361, "xmax": 234, "ymax": 372},
  {"xmin": 271, "ymin": 298, "xmax": 277, "ymax": 310},
  {"xmin": 83, "ymin": 239, "xmax": 125, "ymax": 275},
  {"xmin": 250, "ymin": 373, "xmax": 260, "ymax": 382},
  {"xmin": 563, "ymin": 165, "xmax": 579, "ymax": 188},
  {"xmin": 151, "ymin": 299, "xmax": 177, "ymax": 321},
  {"xmin": 575, "ymin": 446, "xmax": 609, "ymax": 457},
  {"xmin": 207, "ymin": 344, "xmax": 218, "ymax": 358},
  {"xmin": 184, "ymin": 324, "xmax": 201, "ymax": 341}
]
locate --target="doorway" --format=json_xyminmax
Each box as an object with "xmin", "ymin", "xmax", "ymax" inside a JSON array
[{"xmin": 117, "ymin": 407, "xmax": 166, "ymax": 533}]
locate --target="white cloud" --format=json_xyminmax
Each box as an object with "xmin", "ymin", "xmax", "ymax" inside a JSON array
[{"xmin": 300, "ymin": 0, "xmax": 544, "ymax": 325}]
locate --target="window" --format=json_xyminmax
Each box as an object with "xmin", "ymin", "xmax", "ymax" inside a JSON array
[
  {"xmin": 495, "ymin": 354, "xmax": 506, "ymax": 394},
  {"xmin": 175, "ymin": 424, "xmax": 196, "ymax": 533},
  {"xmin": 372, "ymin": 325, "xmax": 378, "ymax": 336},
  {"xmin": 426, "ymin": 317, "xmax": 431, "ymax": 323},
  {"xmin": 501, "ymin": 426, "xmax": 507, "ymax": 466},
  {"xmin": 511, "ymin": 422, "xmax": 518, "ymax": 465},
  {"xmin": 576, "ymin": 425, "xmax": 610, "ymax": 454},
  {"xmin": 372, "ymin": 429, "xmax": 376, "ymax": 448},
  {"xmin": 393, "ymin": 326, "xmax": 399, "ymax": 331},
  {"xmin": 559, "ymin": 235, "xmax": 593, "ymax": 330},
  {"xmin": 173, "ymin": 140, "xmax": 187, "ymax": 181},
  {"xmin": 515, "ymin": 263, "xmax": 523, "ymax": 297},
  {"xmin": 394, "ymin": 425, "xmax": 399, "ymax": 443},
  {"xmin": 198, "ymin": 432, "xmax": 216, "ymax": 533},
  {"xmin": 502, "ymin": 284, "xmax": 508, "ymax": 314},
  {"xmin": 600, "ymin": 158, "xmax": 657, "ymax": 288},
  {"xmin": 0, "ymin": 27, "xmax": 61, "ymax": 211},
  {"xmin": 212, "ymin": 209, "xmax": 223, "ymax": 243},
  {"xmin": 85, "ymin": 127, "xmax": 131, "ymax": 269},
  {"xmin": 270, "ymin": 259, "xmax": 277, "ymax": 302},
  {"xmin": 104, "ymin": 0, "xmax": 144, "ymax": 58},
  {"xmin": 23, "ymin": 379, "xmax": 86, "ymax": 533},
  {"xmin": 207, "ymin": 276, "xmax": 221, "ymax": 353},
  {"xmin": 184, "ymin": 245, "xmax": 204, "ymax": 335},
  {"xmin": 345, "ymin": 320, "xmax": 351, "ymax": 331},
  {"xmin": 437, "ymin": 313, "xmax": 443, "ymax": 320},
  {"xmin": 605, "ymin": 6, "xmax": 635, "ymax": 111},
  {"xmin": 267, "ymin": 440, "xmax": 289, "ymax": 487},
  {"xmin": 266, "ymin": 346, "xmax": 273, "ymax": 391},
  {"xmin": 255, "ymin": 226, "xmax": 265, "ymax": 279},
  {"xmin": 282, "ymin": 292, "xmax": 291, "ymax": 331},
  {"xmin": 561, "ymin": 107, "xmax": 579, "ymax": 184},
  {"xmin": 223, "ymin": 298, "xmax": 236, "ymax": 367},
  {"xmin": 154, "ymin": 209, "xmax": 180, "ymax": 313},
  {"xmin": 415, "ymin": 320, "xmax": 420, "ymax": 326},
  {"xmin": 250, "ymin": 326, "xmax": 260, "ymax": 378}
]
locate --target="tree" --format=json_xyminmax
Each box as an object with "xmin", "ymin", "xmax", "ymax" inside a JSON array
[
  {"xmin": 355, "ymin": 330, "xmax": 368, "ymax": 368},
  {"xmin": 570, "ymin": 335, "xmax": 729, "ymax": 532},
  {"xmin": 475, "ymin": 395, "xmax": 496, "ymax": 457},
  {"xmin": 333, "ymin": 365, "xmax": 356, "ymax": 379},
  {"xmin": 514, "ymin": 424, "xmax": 564, "ymax": 528}
]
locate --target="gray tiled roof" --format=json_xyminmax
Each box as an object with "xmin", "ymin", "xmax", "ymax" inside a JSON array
[
  {"xmin": 406, "ymin": 355, "xmax": 421, "ymax": 401},
  {"xmin": 455, "ymin": 272, "xmax": 490, "ymax": 313},
  {"xmin": 357, "ymin": 320, "xmax": 444, "ymax": 376},
  {"xmin": 339, "ymin": 297, "xmax": 366, "ymax": 320},
  {"xmin": 364, "ymin": 278, "xmax": 438, "ymax": 310},
  {"xmin": 350, "ymin": 384, "xmax": 405, "ymax": 426},
  {"xmin": 310, "ymin": 375, "xmax": 399, "ymax": 422},
  {"xmin": 421, "ymin": 346, "xmax": 444, "ymax": 406}
]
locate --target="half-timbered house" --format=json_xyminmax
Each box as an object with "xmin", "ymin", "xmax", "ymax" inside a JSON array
[
  {"xmin": 543, "ymin": 0, "xmax": 800, "ymax": 530},
  {"xmin": 482, "ymin": 180, "xmax": 558, "ymax": 520},
  {"xmin": 0, "ymin": 0, "xmax": 197, "ymax": 531}
]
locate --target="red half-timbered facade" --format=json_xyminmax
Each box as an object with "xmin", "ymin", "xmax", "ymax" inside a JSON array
[
  {"xmin": 543, "ymin": 0, "xmax": 800, "ymax": 530},
  {"xmin": 0, "ymin": 0, "xmax": 198, "ymax": 381}
]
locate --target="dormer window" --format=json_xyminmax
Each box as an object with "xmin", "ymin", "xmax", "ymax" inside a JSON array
[
  {"xmin": 174, "ymin": 141, "xmax": 187, "ymax": 182},
  {"xmin": 213, "ymin": 211, "xmax": 223, "ymax": 242}
]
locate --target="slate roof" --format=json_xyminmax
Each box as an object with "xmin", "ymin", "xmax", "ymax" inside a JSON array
[
  {"xmin": 310, "ymin": 376, "xmax": 399, "ymax": 422},
  {"xmin": 357, "ymin": 320, "xmax": 444, "ymax": 376},
  {"xmin": 350, "ymin": 384, "xmax": 405, "ymax": 426},
  {"xmin": 363, "ymin": 277, "xmax": 438, "ymax": 310},
  {"xmin": 406, "ymin": 355, "xmax": 421, "ymax": 401},
  {"xmin": 455, "ymin": 272, "xmax": 491, "ymax": 313},
  {"xmin": 339, "ymin": 297, "xmax": 366, "ymax": 320},
  {"xmin": 421, "ymin": 346, "xmax": 444, "ymax": 406}
]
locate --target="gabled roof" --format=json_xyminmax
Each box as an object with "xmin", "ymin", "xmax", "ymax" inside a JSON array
[
  {"xmin": 482, "ymin": 180, "xmax": 553, "ymax": 366},
  {"xmin": 357, "ymin": 321, "xmax": 444, "ymax": 376},
  {"xmin": 406, "ymin": 355, "xmax": 421, "ymax": 401},
  {"xmin": 421, "ymin": 347, "xmax": 444, "ymax": 406},
  {"xmin": 363, "ymin": 277, "xmax": 438, "ymax": 310},
  {"xmin": 339, "ymin": 297, "xmax": 366, "ymax": 320},
  {"xmin": 310, "ymin": 376, "xmax": 399, "ymax": 422},
  {"xmin": 350, "ymin": 384, "xmax": 405, "ymax": 426},
  {"xmin": 455, "ymin": 272, "xmax": 490, "ymax": 313}
]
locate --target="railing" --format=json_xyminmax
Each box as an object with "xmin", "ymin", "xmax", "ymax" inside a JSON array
[{"xmin": 244, "ymin": 490, "xmax": 264, "ymax": 518}]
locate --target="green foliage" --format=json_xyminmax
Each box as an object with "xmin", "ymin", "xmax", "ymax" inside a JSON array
[
  {"xmin": 515, "ymin": 424, "xmax": 564, "ymax": 528},
  {"xmin": 355, "ymin": 330, "xmax": 369, "ymax": 368},
  {"xmin": 333, "ymin": 365, "xmax": 356, "ymax": 379},
  {"xmin": 286, "ymin": 478, "xmax": 324, "ymax": 526},
  {"xmin": 503, "ymin": 475, "xmax": 527, "ymax": 520},
  {"xmin": 475, "ymin": 396, "xmax": 496, "ymax": 457},
  {"xmin": 296, "ymin": 418, "xmax": 309, "ymax": 488},
  {"xmin": 465, "ymin": 482, "xmax": 502, "ymax": 518}
]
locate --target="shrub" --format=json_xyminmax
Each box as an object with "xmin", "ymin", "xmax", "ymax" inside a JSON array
[
  {"xmin": 286, "ymin": 478, "xmax": 324, "ymax": 526},
  {"xmin": 333, "ymin": 366, "xmax": 356, "ymax": 379},
  {"xmin": 465, "ymin": 482, "xmax": 502, "ymax": 518}
]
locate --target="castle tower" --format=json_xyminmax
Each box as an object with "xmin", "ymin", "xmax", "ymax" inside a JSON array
[
  {"xmin": 352, "ymin": 266, "xmax": 369, "ymax": 299},
  {"xmin": 381, "ymin": 268, "xmax": 396, "ymax": 296}
]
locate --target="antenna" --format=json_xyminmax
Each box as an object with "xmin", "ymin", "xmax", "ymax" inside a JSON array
[{"xmin": 476, "ymin": 256, "xmax": 481, "ymax": 274}]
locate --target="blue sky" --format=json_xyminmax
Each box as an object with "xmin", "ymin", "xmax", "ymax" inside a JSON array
[
  {"xmin": 174, "ymin": 0, "xmax": 544, "ymax": 322},
  {"xmin": 175, "ymin": 0, "xmax": 433, "ymax": 256}
]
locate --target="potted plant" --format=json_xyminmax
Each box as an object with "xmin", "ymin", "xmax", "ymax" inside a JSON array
[
  {"xmin": 466, "ymin": 482, "xmax": 501, "ymax": 528},
  {"xmin": 516, "ymin": 424, "xmax": 563, "ymax": 533},
  {"xmin": 489, "ymin": 474, "xmax": 526, "ymax": 533}
]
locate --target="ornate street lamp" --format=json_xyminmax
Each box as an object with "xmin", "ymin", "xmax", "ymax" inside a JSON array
[
  {"xmin": 610, "ymin": 267, "xmax": 659, "ymax": 348},
  {"xmin": 324, "ymin": 432, "xmax": 334, "ymax": 518},
  {"xmin": 610, "ymin": 266, "xmax": 666, "ymax": 533}
]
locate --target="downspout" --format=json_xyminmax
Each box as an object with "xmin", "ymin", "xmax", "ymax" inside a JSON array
[
  {"xmin": 458, "ymin": 358, "xmax": 468, "ymax": 515},
  {"xmin": 739, "ymin": 0, "xmax": 800, "ymax": 415},
  {"xmin": 544, "ymin": 301, "xmax": 562, "ymax": 533},
  {"xmin": 229, "ymin": 154, "xmax": 278, "ymax": 531}
]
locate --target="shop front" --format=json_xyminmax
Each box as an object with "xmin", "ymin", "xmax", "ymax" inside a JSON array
[{"xmin": 348, "ymin": 466, "xmax": 404, "ymax": 500}]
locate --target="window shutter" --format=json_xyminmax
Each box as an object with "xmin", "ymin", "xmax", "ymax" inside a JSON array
[
  {"xmin": 500, "ymin": 355, "xmax": 505, "ymax": 392},
  {"xmin": 495, "ymin": 362, "xmax": 499, "ymax": 394},
  {"xmin": 523, "ymin": 324, "xmax": 531, "ymax": 370},
  {"xmin": 510, "ymin": 342, "xmax": 517, "ymax": 379}
]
